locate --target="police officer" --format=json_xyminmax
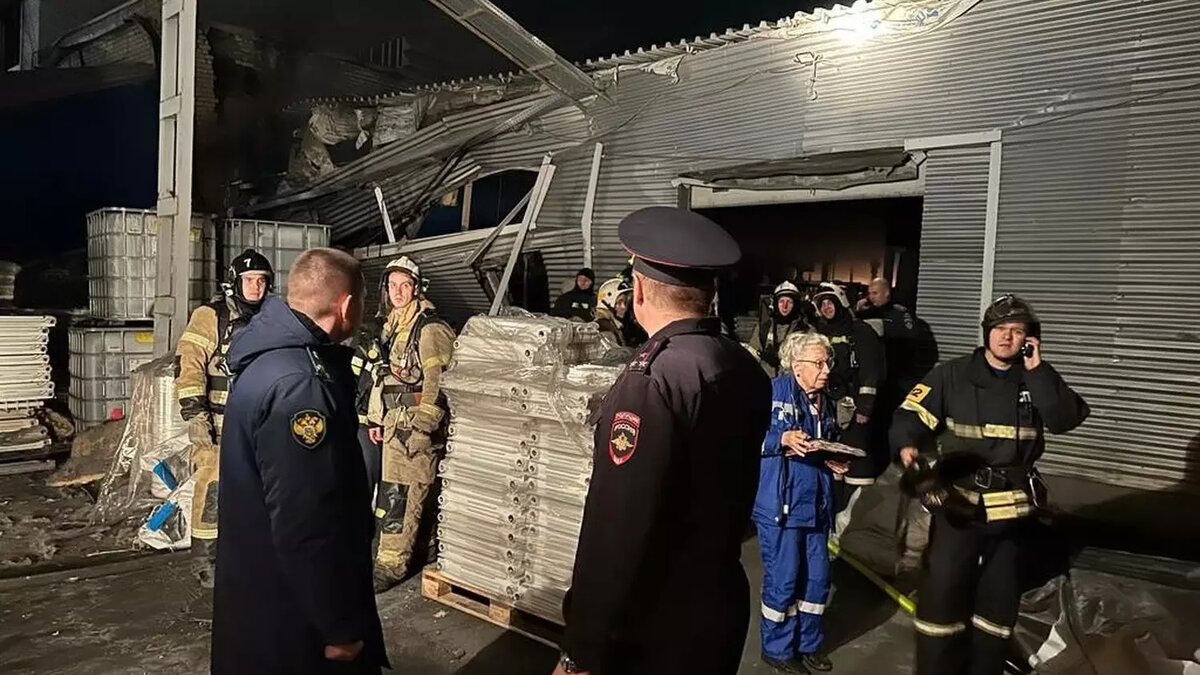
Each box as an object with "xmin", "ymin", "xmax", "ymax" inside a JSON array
[
  {"xmin": 556, "ymin": 207, "xmax": 772, "ymax": 675},
  {"xmin": 362, "ymin": 256, "xmax": 455, "ymax": 592},
  {"xmin": 212, "ymin": 248, "xmax": 387, "ymax": 675},
  {"xmin": 551, "ymin": 267, "xmax": 597, "ymax": 321},
  {"xmin": 593, "ymin": 277, "xmax": 632, "ymax": 346},
  {"xmin": 811, "ymin": 282, "xmax": 886, "ymax": 510},
  {"xmin": 750, "ymin": 280, "xmax": 810, "ymax": 377},
  {"xmin": 175, "ymin": 248, "xmax": 274, "ymax": 587},
  {"xmin": 857, "ymin": 278, "xmax": 926, "ymax": 396},
  {"xmin": 892, "ymin": 295, "xmax": 1089, "ymax": 675}
]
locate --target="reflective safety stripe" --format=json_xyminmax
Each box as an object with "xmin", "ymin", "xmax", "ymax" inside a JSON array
[
  {"xmin": 798, "ymin": 600, "xmax": 825, "ymax": 615},
  {"xmin": 761, "ymin": 602, "xmax": 798, "ymax": 623},
  {"xmin": 901, "ymin": 399, "xmax": 939, "ymax": 430},
  {"xmin": 972, "ymin": 615, "xmax": 1013, "ymax": 639},
  {"xmin": 956, "ymin": 488, "xmax": 1034, "ymax": 521},
  {"xmin": 351, "ymin": 356, "xmax": 365, "ymax": 368},
  {"xmin": 844, "ymin": 476, "xmax": 876, "ymax": 487},
  {"xmin": 913, "ymin": 618, "xmax": 967, "ymax": 637},
  {"xmin": 177, "ymin": 386, "xmax": 205, "ymax": 399},
  {"xmin": 192, "ymin": 526, "xmax": 218, "ymax": 540},
  {"xmin": 422, "ymin": 355, "xmax": 452, "ymax": 372},
  {"xmin": 179, "ymin": 331, "xmax": 215, "ymax": 351},
  {"xmin": 374, "ymin": 507, "xmax": 386, "ymax": 518},
  {"xmin": 358, "ymin": 414, "xmax": 369, "ymax": 425},
  {"xmin": 858, "ymin": 386, "xmax": 877, "ymax": 396},
  {"xmin": 946, "ymin": 418, "xmax": 1039, "ymax": 441},
  {"xmin": 209, "ymin": 390, "xmax": 228, "ymax": 406}
]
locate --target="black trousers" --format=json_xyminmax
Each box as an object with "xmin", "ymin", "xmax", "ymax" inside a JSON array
[{"xmin": 914, "ymin": 513, "xmax": 1023, "ymax": 675}]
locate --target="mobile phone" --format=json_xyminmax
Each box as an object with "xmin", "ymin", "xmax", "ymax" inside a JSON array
[{"xmin": 1020, "ymin": 342, "xmax": 1035, "ymax": 358}]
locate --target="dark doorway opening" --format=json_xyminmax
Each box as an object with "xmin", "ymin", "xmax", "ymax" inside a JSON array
[{"xmin": 698, "ymin": 197, "xmax": 924, "ymax": 339}]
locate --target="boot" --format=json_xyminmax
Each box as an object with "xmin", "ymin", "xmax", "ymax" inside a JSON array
[{"xmin": 192, "ymin": 538, "xmax": 217, "ymax": 589}]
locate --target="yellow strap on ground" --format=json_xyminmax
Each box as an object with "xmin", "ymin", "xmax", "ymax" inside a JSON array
[
  {"xmin": 828, "ymin": 538, "xmax": 916, "ymax": 615},
  {"xmin": 900, "ymin": 399, "xmax": 939, "ymax": 430}
]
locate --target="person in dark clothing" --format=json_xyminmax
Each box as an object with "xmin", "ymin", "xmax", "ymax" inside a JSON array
[
  {"xmin": 811, "ymin": 282, "xmax": 886, "ymax": 517},
  {"xmin": 556, "ymin": 207, "xmax": 771, "ymax": 675},
  {"xmin": 750, "ymin": 281, "xmax": 811, "ymax": 377},
  {"xmin": 892, "ymin": 294, "xmax": 1089, "ymax": 675},
  {"xmin": 212, "ymin": 248, "xmax": 388, "ymax": 675},
  {"xmin": 551, "ymin": 267, "xmax": 597, "ymax": 321},
  {"xmin": 857, "ymin": 278, "xmax": 924, "ymax": 395},
  {"xmin": 619, "ymin": 259, "xmax": 650, "ymax": 347}
]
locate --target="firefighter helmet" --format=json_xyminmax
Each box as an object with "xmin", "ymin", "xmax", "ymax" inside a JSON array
[
  {"xmin": 982, "ymin": 294, "xmax": 1040, "ymax": 338},
  {"xmin": 773, "ymin": 280, "xmax": 801, "ymax": 300},
  {"xmin": 225, "ymin": 249, "xmax": 274, "ymax": 303},
  {"xmin": 811, "ymin": 282, "xmax": 850, "ymax": 310},
  {"xmin": 597, "ymin": 277, "xmax": 631, "ymax": 310}
]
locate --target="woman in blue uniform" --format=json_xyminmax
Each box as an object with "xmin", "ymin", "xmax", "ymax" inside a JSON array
[{"xmin": 754, "ymin": 331, "xmax": 850, "ymax": 673}]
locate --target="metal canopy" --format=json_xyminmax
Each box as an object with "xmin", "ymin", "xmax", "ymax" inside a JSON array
[
  {"xmin": 679, "ymin": 148, "xmax": 922, "ymax": 192},
  {"xmin": 425, "ymin": 0, "xmax": 609, "ymax": 108}
]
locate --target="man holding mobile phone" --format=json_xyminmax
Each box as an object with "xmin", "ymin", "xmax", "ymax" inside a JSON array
[{"xmin": 890, "ymin": 294, "xmax": 1089, "ymax": 675}]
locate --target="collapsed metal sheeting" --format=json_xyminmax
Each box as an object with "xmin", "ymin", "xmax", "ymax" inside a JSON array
[{"xmin": 356, "ymin": 225, "xmax": 583, "ymax": 329}]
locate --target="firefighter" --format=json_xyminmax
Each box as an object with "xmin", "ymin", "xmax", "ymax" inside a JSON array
[
  {"xmin": 593, "ymin": 277, "xmax": 632, "ymax": 346},
  {"xmin": 551, "ymin": 267, "xmax": 597, "ymax": 321},
  {"xmin": 749, "ymin": 281, "xmax": 810, "ymax": 377},
  {"xmin": 175, "ymin": 248, "xmax": 274, "ymax": 587},
  {"xmin": 810, "ymin": 282, "xmax": 886, "ymax": 521},
  {"xmin": 892, "ymin": 294, "xmax": 1089, "ymax": 675},
  {"xmin": 364, "ymin": 256, "xmax": 455, "ymax": 593}
]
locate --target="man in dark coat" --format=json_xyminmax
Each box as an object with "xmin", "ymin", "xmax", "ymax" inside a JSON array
[
  {"xmin": 551, "ymin": 267, "xmax": 597, "ymax": 321},
  {"xmin": 212, "ymin": 248, "xmax": 388, "ymax": 675}
]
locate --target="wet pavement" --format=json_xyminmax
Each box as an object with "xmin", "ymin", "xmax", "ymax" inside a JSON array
[{"xmin": 0, "ymin": 535, "xmax": 911, "ymax": 675}]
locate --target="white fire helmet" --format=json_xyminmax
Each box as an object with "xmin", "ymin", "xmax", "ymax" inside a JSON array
[
  {"xmin": 812, "ymin": 281, "xmax": 850, "ymax": 310},
  {"xmin": 597, "ymin": 277, "xmax": 632, "ymax": 310}
]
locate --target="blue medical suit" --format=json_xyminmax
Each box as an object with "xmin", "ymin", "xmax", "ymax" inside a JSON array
[{"xmin": 752, "ymin": 373, "xmax": 837, "ymax": 661}]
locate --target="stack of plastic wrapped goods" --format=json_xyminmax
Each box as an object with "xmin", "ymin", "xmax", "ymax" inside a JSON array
[{"xmin": 437, "ymin": 314, "xmax": 620, "ymax": 623}]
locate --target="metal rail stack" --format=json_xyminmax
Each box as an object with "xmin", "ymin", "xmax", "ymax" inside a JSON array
[
  {"xmin": 438, "ymin": 314, "xmax": 620, "ymax": 623},
  {"xmin": 0, "ymin": 315, "xmax": 56, "ymax": 457}
]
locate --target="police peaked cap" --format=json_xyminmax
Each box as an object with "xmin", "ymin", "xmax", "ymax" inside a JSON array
[{"xmin": 618, "ymin": 207, "xmax": 740, "ymax": 287}]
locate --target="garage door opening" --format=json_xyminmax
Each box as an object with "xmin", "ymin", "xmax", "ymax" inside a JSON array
[{"xmin": 698, "ymin": 197, "xmax": 924, "ymax": 340}]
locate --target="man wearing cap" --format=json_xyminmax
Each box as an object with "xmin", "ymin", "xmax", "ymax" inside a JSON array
[
  {"xmin": 892, "ymin": 294, "xmax": 1088, "ymax": 675},
  {"xmin": 556, "ymin": 207, "xmax": 772, "ymax": 675},
  {"xmin": 552, "ymin": 268, "xmax": 597, "ymax": 322}
]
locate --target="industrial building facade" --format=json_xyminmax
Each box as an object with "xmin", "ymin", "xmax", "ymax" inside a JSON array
[{"xmin": 260, "ymin": 0, "xmax": 1200, "ymax": 494}]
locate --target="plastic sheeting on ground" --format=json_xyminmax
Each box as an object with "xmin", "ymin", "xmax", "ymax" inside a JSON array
[
  {"xmin": 91, "ymin": 355, "xmax": 193, "ymax": 550},
  {"xmin": 438, "ymin": 312, "xmax": 620, "ymax": 622}
]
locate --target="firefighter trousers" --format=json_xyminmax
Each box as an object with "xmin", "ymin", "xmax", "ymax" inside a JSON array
[
  {"xmin": 374, "ymin": 428, "xmax": 438, "ymax": 582},
  {"xmin": 190, "ymin": 440, "xmax": 220, "ymax": 542},
  {"xmin": 914, "ymin": 513, "xmax": 1023, "ymax": 675}
]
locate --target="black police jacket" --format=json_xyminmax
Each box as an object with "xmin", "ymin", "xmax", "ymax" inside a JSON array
[
  {"xmin": 212, "ymin": 297, "xmax": 387, "ymax": 675},
  {"xmin": 562, "ymin": 317, "xmax": 771, "ymax": 674},
  {"xmin": 816, "ymin": 316, "xmax": 886, "ymax": 417},
  {"xmin": 890, "ymin": 347, "xmax": 1089, "ymax": 468},
  {"xmin": 551, "ymin": 287, "xmax": 596, "ymax": 322}
]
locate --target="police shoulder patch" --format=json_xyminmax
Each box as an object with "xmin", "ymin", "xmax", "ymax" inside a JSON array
[
  {"xmin": 609, "ymin": 411, "xmax": 641, "ymax": 466},
  {"xmin": 906, "ymin": 384, "xmax": 932, "ymax": 404},
  {"xmin": 290, "ymin": 409, "xmax": 327, "ymax": 449}
]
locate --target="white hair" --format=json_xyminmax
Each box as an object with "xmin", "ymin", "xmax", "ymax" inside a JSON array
[{"xmin": 779, "ymin": 331, "xmax": 832, "ymax": 372}]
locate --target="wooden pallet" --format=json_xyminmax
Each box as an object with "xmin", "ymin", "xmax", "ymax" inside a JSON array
[{"xmin": 420, "ymin": 567, "xmax": 563, "ymax": 648}]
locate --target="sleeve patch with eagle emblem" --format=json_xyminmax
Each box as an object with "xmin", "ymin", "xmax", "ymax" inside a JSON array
[
  {"xmin": 290, "ymin": 410, "xmax": 327, "ymax": 449},
  {"xmin": 609, "ymin": 411, "xmax": 641, "ymax": 466}
]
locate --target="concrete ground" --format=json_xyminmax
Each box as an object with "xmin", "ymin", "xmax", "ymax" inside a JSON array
[{"xmin": 0, "ymin": 535, "xmax": 912, "ymax": 675}]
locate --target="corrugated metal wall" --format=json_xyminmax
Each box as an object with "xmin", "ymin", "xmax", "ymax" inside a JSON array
[
  {"xmin": 994, "ymin": 84, "xmax": 1200, "ymax": 491},
  {"xmin": 916, "ymin": 148, "xmax": 989, "ymax": 359},
  {"xmin": 312, "ymin": 0, "xmax": 1200, "ymax": 492}
]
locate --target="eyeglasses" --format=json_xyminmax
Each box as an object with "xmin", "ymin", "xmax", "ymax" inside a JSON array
[{"xmin": 796, "ymin": 359, "xmax": 834, "ymax": 371}]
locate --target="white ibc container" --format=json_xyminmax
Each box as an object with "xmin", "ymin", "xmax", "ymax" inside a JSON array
[
  {"xmin": 68, "ymin": 326, "xmax": 156, "ymax": 429},
  {"xmin": 222, "ymin": 219, "xmax": 330, "ymax": 293},
  {"xmin": 87, "ymin": 208, "xmax": 218, "ymax": 319}
]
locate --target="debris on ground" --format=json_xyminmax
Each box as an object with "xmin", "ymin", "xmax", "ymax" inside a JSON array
[{"xmin": 46, "ymin": 418, "xmax": 126, "ymax": 488}]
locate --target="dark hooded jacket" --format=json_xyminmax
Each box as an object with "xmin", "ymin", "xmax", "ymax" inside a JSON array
[{"xmin": 212, "ymin": 296, "xmax": 387, "ymax": 675}]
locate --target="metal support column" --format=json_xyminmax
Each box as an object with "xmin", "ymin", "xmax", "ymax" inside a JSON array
[
  {"xmin": 490, "ymin": 155, "xmax": 556, "ymax": 315},
  {"xmin": 153, "ymin": 0, "xmax": 198, "ymax": 356},
  {"xmin": 580, "ymin": 142, "xmax": 603, "ymax": 269}
]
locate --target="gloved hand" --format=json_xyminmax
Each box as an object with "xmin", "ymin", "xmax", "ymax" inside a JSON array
[
  {"xmin": 406, "ymin": 430, "xmax": 433, "ymax": 456},
  {"xmin": 187, "ymin": 414, "xmax": 215, "ymax": 446}
]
